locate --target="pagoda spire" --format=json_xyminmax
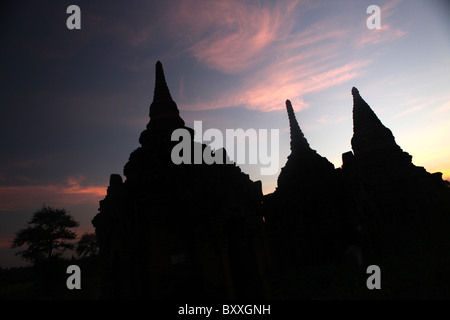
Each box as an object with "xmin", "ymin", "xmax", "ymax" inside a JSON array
[
  {"xmin": 138, "ymin": 61, "xmax": 190, "ymax": 146},
  {"xmin": 350, "ymin": 87, "xmax": 405, "ymax": 157},
  {"xmin": 276, "ymin": 99, "xmax": 335, "ymax": 192},
  {"xmin": 147, "ymin": 61, "xmax": 185, "ymax": 131},
  {"xmin": 285, "ymin": 100, "xmax": 310, "ymax": 152},
  {"xmin": 152, "ymin": 61, "xmax": 174, "ymax": 106},
  {"xmin": 351, "ymin": 87, "xmax": 384, "ymax": 134}
]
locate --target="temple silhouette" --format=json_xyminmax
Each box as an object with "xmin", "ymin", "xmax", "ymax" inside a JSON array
[{"xmin": 93, "ymin": 61, "xmax": 450, "ymax": 299}]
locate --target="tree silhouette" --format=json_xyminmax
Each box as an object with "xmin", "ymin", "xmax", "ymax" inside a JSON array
[
  {"xmin": 11, "ymin": 205, "xmax": 79, "ymax": 264},
  {"xmin": 76, "ymin": 232, "xmax": 98, "ymax": 258}
]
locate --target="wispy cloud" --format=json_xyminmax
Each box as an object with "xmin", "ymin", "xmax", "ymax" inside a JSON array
[
  {"xmin": 237, "ymin": 59, "xmax": 371, "ymax": 112},
  {"xmin": 393, "ymin": 97, "xmax": 450, "ymax": 119},
  {"xmin": 181, "ymin": 58, "xmax": 371, "ymax": 113},
  {"xmin": 172, "ymin": 0, "xmax": 300, "ymax": 74},
  {"xmin": 0, "ymin": 176, "xmax": 106, "ymax": 212},
  {"xmin": 432, "ymin": 100, "xmax": 450, "ymax": 115},
  {"xmin": 317, "ymin": 115, "xmax": 351, "ymax": 125},
  {"xmin": 285, "ymin": 22, "xmax": 348, "ymax": 49},
  {"xmin": 168, "ymin": 0, "xmax": 375, "ymax": 113},
  {"xmin": 169, "ymin": 0, "xmax": 371, "ymax": 111},
  {"xmin": 354, "ymin": 24, "xmax": 406, "ymax": 48},
  {"xmin": 381, "ymin": 0, "xmax": 404, "ymax": 20},
  {"xmin": 354, "ymin": 0, "xmax": 406, "ymax": 48}
]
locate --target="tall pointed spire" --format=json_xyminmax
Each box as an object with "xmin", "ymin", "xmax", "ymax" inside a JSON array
[
  {"xmin": 147, "ymin": 61, "xmax": 185, "ymax": 131},
  {"xmin": 351, "ymin": 87, "xmax": 406, "ymax": 158},
  {"xmin": 276, "ymin": 99, "xmax": 334, "ymax": 192},
  {"xmin": 152, "ymin": 61, "xmax": 174, "ymax": 107},
  {"xmin": 285, "ymin": 100, "xmax": 310, "ymax": 152},
  {"xmin": 138, "ymin": 61, "xmax": 190, "ymax": 146},
  {"xmin": 351, "ymin": 87, "xmax": 383, "ymax": 134}
]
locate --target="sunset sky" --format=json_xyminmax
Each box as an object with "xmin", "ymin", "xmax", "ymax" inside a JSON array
[{"xmin": 1, "ymin": 0, "xmax": 449, "ymax": 267}]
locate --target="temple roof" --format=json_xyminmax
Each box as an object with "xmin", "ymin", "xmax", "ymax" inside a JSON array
[
  {"xmin": 350, "ymin": 87, "xmax": 405, "ymax": 157},
  {"xmin": 286, "ymin": 100, "xmax": 311, "ymax": 153},
  {"xmin": 351, "ymin": 87, "xmax": 384, "ymax": 135},
  {"xmin": 276, "ymin": 99, "xmax": 335, "ymax": 192},
  {"xmin": 147, "ymin": 61, "xmax": 186, "ymax": 132},
  {"xmin": 139, "ymin": 61, "xmax": 191, "ymax": 146}
]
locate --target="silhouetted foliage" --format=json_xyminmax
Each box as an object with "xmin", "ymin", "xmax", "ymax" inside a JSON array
[
  {"xmin": 76, "ymin": 232, "xmax": 98, "ymax": 258},
  {"xmin": 11, "ymin": 205, "xmax": 79, "ymax": 265}
]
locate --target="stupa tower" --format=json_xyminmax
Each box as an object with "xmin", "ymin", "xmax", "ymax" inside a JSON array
[
  {"xmin": 342, "ymin": 87, "xmax": 450, "ymax": 252},
  {"xmin": 276, "ymin": 100, "xmax": 335, "ymax": 192},
  {"xmin": 93, "ymin": 61, "xmax": 269, "ymax": 299},
  {"xmin": 138, "ymin": 61, "xmax": 193, "ymax": 147},
  {"xmin": 350, "ymin": 87, "xmax": 412, "ymax": 165}
]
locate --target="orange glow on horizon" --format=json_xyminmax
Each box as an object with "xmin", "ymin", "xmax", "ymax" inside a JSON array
[{"xmin": 0, "ymin": 176, "xmax": 107, "ymax": 212}]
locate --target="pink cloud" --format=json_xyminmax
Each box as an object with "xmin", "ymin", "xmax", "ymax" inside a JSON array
[
  {"xmin": 393, "ymin": 97, "xmax": 448, "ymax": 119},
  {"xmin": 355, "ymin": 24, "xmax": 406, "ymax": 48},
  {"xmin": 381, "ymin": 0, "xmax": 404, "ymax": 20},
  {"xmin": 167, "ymin": 1, "xmax": 376, "ymax": 114},
  {"xmin": 0, "ymin": 176, "xmax": 106, "ymax": 212},
  {"xmin": 240, "ymin": 60, "xmax": 371, "ymax": 112},
  {"xmin": 285, "ymin": 22, "xmax": 348, "ymax": 49},
  {"xmin": 317, "ymin": 115, "xmax": 351, "ymax": 125},
  {"xmin": 181, "ymin": 58, "xmax": 371, "ymax": 113},
  {"xmin": 354, "ymin": 0, "xmax": 406, "ymax": 48},
  {"xmin": 171, "ymin": 0, "xmax": 300, "ymax": 74}
]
